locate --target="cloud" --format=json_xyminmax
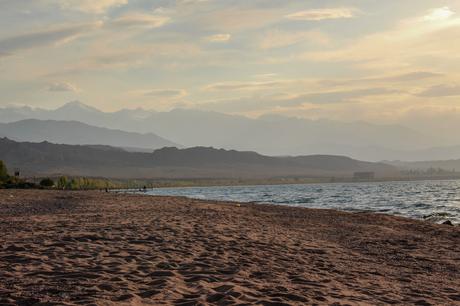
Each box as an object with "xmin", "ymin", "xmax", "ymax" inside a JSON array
[
  {"xmin": 382, "ymin": 71, "xmax": 443, "ymax": 82},
  {"xmin": 253, "ymin": 73, "xmax": 278, "ymax": 79},
  {"xmin": 197, "ymin": 87, "xmax": 397, "ymax": 114},
  {"xmin": 319, "ymin": 71, "xmax": 442, "ymax": 87},
  {"xmin": 199, "ymin": 7, "xmax": 283, "ymax": 32},
  {"xmin": 286, "ymin": 8, "xmax": 356, "ymax": 21},
  {"xmin": 83, "ymin": 48, "xmax": 152, "ymax": 69},
  {"xmin": 196, "ymin": 91, "xmax": 297, "ymax": 113},
  {"xmin": 204, "ymin": 81, "xmax": 284, "ymax": 91},
  {"xmin": 48, "ymin": 82, "xmax": 79, "ymax": 92},
  {"xmin": 205, "ymin": 34, "xmax": 231, "ymax": 42},
  {"xmin": 259, "ymin": 29, "xmax": 330, "ymax": 49},
  {"xmin": 110, "ymin": 13, "xmax": 170, "ymax": 29},
  {"xmin": 44, "ymin": 40, "xmax": 203, "ymax": 76},
  {"xmin": 0, "ymin": 51, "xmax": 11, "ymax": 58},
  {"xmin": 424, "ymin": 7, "xmax": 455, "ymax": 21},
  {"xmin": 0, "ymin": 22, "xmax": 101, "ymax": 56},
  {"xmin": 417, "ymin": 84, "xmax": 460, "ymax": 97},
  {"xmin": 179, "ymin": 0, "xmax": 210, "ymax": 4},
  {"xmin": 301, "ymin": 7, "xmax": 460, "ymax": 71},
  {"xmin": 143, "ymin": 89, "xmax": 187, "ymax": 99},
  {"xmin": 55, "ymin": 0, "xmax": 127, "ymax": 14},
  {"xmin": 284, "ymin": 88, "xmax": 398, "ymax": 106}
]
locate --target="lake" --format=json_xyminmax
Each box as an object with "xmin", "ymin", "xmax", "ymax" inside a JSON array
[{"xmin": 139, "ymin": 180, "xmax": 460, "ymax": 224}]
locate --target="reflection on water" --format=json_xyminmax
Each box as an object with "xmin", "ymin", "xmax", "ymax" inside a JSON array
[{"xmin": 138, "ymin": 180, "xmax": 460, "ymax": 224}]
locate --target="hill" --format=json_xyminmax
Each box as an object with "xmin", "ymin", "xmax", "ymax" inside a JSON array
[
  {"xmin": 0, "ymin": 119, "xmax": 178, "ymax": 151},
  {"xmin": 0, "ymin": 138, "xmax": 398, "ymax": 179}
]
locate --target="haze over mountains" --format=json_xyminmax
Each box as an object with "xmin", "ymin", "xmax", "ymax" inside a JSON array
[
  {"xmin": 0, "ymin": 101, "xmax": 458, "ymax": 161},
  {"xmin": 0, "ymin": 119, "xmax": 178, "ymax": 152},
  {"xmin": 0, "ymin": 138, "xmax": 397, "ymax": 179}
]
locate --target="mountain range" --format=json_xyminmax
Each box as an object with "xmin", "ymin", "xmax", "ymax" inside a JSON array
[
  {"xmin": 0, "ymin": 102, "xmax": 430, "ymax": 159},
  {"xmin": 0, "ymin": 101, "xmax": 458, "ymax": 161},
  {"xmin": 0, "ymin": 138, "xmax": 398, "ymax": 179},
  {"xmin": 0, "ymin": 119, "xmax": 178, "ymax": 151}
]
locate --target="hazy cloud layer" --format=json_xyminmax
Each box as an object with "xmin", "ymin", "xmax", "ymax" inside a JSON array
[
  {"xmin": 205, "ymin": 34, "xmax": 231, "ymax": 42},
  {"xmin": 288, "ymin": 88, "xmax": 399, "ymax": 105},
  {"xmin": 259, "ymin": 30, "xmax": 330, "ymax": 49},
  {"xmin": 285, "ymin": 8, "xmax": 356, "ymax": 21},
  {"xmin": 55, "ymin": 0, "xmax": 128, "ymax": 13},
  {"xmin": 110, "ymin": 13, "xmax": 170, "ymax": 28},
  {"xmin": 48, "ymin": 82, "xmax": 79, "ymax": 92},
  {"xmin": 0, "ymin": 22, "xmax": 100, "ymax": 55},
  {"xmin": 417, "ymin": 84, "xmax": 460, "ymax": 97},
  {"xmin": 143, "ymin": 89, "xmax": 188, "ymax": 99}
]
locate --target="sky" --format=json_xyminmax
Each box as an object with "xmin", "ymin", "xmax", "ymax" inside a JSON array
[{"xmin": 1, "ymin": 0, "xmax": 460, "ymax": 127}]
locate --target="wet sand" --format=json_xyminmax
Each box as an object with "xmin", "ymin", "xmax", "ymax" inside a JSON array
[{"xmin": 0, "ymin": 190, "xmax": 459, "ymax": 305}]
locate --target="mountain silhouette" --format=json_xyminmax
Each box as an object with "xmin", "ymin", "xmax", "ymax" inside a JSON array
[
  {"xmin": 0, "ymin": 119, "xmax": 178, "ymax": 151},
  {"xmin": 0, "ymin": 101, "xmax": 443, "ymax": 161},
  {"xmin": 0, "ymin": 138, "xmax": 397, "ymax": 179}
]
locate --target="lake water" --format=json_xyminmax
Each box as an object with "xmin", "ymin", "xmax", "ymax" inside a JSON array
[{"xmin": 139, "ymin": 180, "xmax": 460, "ymax": 224}]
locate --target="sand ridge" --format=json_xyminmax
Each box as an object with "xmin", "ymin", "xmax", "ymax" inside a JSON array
[{"xmin": 0, "ymin": 190, "xmax": 459, "ymax": 305}]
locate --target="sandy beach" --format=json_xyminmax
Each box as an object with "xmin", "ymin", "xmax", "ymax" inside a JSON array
[{"xmin": 0, "ymin": 190, "xmax": 459, "ymax": 305}]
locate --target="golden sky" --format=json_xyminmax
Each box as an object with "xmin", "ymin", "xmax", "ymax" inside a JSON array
[{"xmin": 1, "ymin": 0, "xmax": 460, "ymax": 128}]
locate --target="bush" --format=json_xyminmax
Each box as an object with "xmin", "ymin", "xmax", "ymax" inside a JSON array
[
  {"xmin": 40, "ymin": 178, "xmax": 55, "ymax": 188},
  {"xmin": 0, "ymin": 160, "xmax": 8, "ymax": 181},
  {"xmin": 0, "ymin": 160, "xmax": 38, "ymax": 189},
  {"xmin": 57, "ymin": 176, "xmax": 68, "ymax": 189},
  {"xmin": 0, "ymin": 175, "xmax": 37, "ymax": 189}
]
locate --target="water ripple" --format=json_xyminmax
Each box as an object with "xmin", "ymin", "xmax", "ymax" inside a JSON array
[{"xmin": 140, "ymin": 180, "xmax": 460, "ymax": 224}]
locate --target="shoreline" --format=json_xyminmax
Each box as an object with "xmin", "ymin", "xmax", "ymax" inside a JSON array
[
  {"xmin": 1, "ymin": 190, "xmax": 459, "ymax": 305},
  {"xmin": 142, "ymin": 176, "xmax": 460, "ymax": 188},
  {"xmin": 23, "ymin": 175, "xmax": 460, "ymax": 191},
  {"xmin": 121, "ymin": 190, "xmax": 459, "ymax": 226},
  {"xmin": 119, "ymin": 181, "xmax": 460, "ymax": 226}
]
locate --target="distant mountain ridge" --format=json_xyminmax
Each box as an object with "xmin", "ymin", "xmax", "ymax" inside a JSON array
[
  {"xmin": 0, "ymin": 101, "xmax": 447, "ymax": 161},
  {"xmin": 0, "ymin": 119, "xmax": 178, "ymax": 151},
  {"xmin": 0, "ymin": 138, "xmax": 398, "ymax": 179}
]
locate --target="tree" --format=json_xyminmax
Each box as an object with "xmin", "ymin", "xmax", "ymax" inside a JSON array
[
  {"xmin": 40, "ymin": 178, "xmax": 55, "ymax": 188},
  {"xmin": 0, "ymin": 160, "xmax": 8, "ymax": 181}
]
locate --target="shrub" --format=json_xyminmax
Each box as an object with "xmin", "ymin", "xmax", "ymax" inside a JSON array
[
  {"xmin": 40, "ymin": 178, "xmax": 55, "ymax": 188},
  {"xmin": 57, "ymin": 176, "xmax": 68, "ymax": 189},
  {"xmin": 0, "ymin": 160, "xmax": 8, "ymax": 181},
  {"xmin": 0, "ymin": 161, "xmax": 38, "ymax": 189}
]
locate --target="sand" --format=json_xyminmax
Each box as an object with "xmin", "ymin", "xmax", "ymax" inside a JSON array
[{"xmin": 0, "ymin": 190, "xmax": 459, "ymax": 305}]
